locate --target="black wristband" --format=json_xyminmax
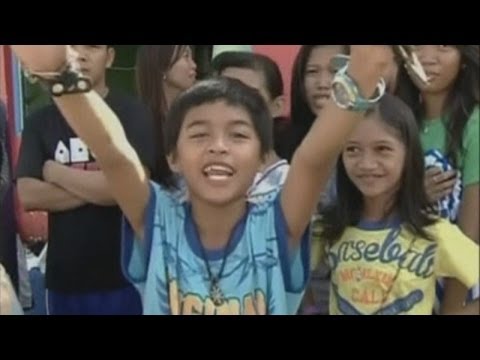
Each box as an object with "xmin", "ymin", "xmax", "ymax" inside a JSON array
[{"xmin": 25, "ymin": 64, "xmax": 92, "ymax": 97}]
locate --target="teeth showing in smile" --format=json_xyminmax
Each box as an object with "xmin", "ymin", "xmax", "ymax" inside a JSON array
[{"xmin": 203, "ymin": 165, "xmax": 234, "ymax": 180}]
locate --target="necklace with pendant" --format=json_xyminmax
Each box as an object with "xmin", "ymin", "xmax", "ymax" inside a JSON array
[{"xmin": 198, "ymin": 235, "xmax": 234, "ymax": 307}]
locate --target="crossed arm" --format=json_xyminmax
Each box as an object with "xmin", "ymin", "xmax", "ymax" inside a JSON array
[{"xmin": 17, "ymin": 165, "xmax": 115, "ymax": 212}]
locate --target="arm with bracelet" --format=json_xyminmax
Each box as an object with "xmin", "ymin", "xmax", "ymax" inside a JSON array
[
  {"xmin": 10, "ymin": 46, "xmax": 391, "ymax": 247},
  {"xmin": 280, "ymin": 46, "xmax": 391, "ymax": 247},
  {"xmin": 12, "ymin": 45, "xmax": 150, "ymax": 237}
]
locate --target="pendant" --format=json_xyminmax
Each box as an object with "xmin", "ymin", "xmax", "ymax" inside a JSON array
[{"xmin": 210, "ymin": 278, "xmax": 225, "ymax": 306}]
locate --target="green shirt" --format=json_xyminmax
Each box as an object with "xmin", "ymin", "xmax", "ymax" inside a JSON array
[{"xmin": 420, "ymin": 106, "xmax": 479, "ymax": 187}]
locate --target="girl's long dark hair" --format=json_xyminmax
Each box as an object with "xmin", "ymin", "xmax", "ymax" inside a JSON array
[
  {"xmin": 396, "ymin": 45, "xmax": 480, "ymax": 169},
  {"xmin": 283, "ymin": 45, "xmax": 349, "ymax": 162},
  {"xmin": 320, "ymin": 94, "xmax": 437, "ymax": 245},
  {"xmin": 135, "ymin": 45, "xmax": 188, "ymax": 188}
]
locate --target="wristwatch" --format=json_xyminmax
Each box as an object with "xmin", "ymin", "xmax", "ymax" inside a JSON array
[{"xmin": 331, "ymin": 64, "xmax": 386, "ymax": 113}]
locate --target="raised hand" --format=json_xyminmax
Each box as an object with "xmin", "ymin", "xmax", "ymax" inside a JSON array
[
  {"xmin": 10, "ymin": 45, "xmax": 73, "ymax": 73},
  {"xmin": 424, "ymin": 167, "xmax": 457, "ymax": 203},
  {"xmin": 394, "ymin": 45, "xmax": 430, "ymax": 88}
]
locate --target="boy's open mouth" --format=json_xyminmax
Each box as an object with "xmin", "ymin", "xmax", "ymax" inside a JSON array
[{"xmin": 203, "ymin": 164, "xmax": 235, "ymax": 181}]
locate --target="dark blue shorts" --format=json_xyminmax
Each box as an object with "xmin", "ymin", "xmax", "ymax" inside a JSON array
[{"xmin": 47, "ymin": 285, "xmax": 142, "ymax": 315}]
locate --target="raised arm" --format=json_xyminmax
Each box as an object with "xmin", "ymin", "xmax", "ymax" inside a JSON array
[
  {"xmin": 11, "ymin": 45, "xmax": 149, "ymax": 238},
  {"xmin": 281, "ymin": 45, "xmax": 392, "ymax": 245}
]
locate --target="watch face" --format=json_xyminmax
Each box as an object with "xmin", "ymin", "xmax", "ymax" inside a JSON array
[{"xmin": 332, "ymin": 82, "xmax": 351, "ymax": 106}]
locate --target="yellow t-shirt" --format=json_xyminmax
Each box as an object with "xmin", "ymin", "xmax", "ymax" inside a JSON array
[{"xmin": 311, "ymin": 218, "xmax": 479, "ymax": 315}]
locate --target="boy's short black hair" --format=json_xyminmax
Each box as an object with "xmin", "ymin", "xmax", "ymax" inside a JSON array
[{"xmin": 165, "ymin": 77, "xmax": 273, "ymax": 157}]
